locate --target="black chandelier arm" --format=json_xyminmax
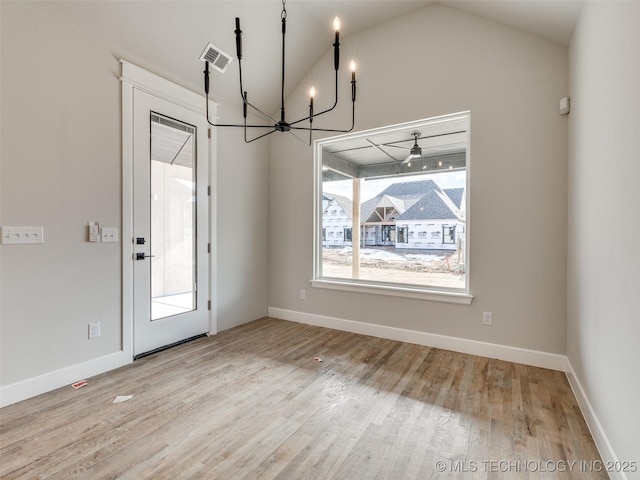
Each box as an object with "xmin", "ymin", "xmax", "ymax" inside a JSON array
[
  {"xmin": 242, "ymin": 96, "xmax": 280, "ymax": 125},
  {"xmin": 280, "ymin": 7, "xmax": 287, "ymax": 123},
  {"xmin": 290, "ymin": 125, "xmax": 355, "ymax": 134},
  {"xmin": 289, "ymin": 69, "xmax": 340, "ymax": 127},
  {"xmin": 287, "ymin": 128, "xmax": 312, "ymax": 146},
  {"xmin": 246, "ymin": 125, "xmax": 325, "ymax": 145},
  {"xmin": 209, "ymin": 122, "xmax": 276, "ymax": 129},
  {"xmin": 204, "ymin": 89, "xmax": 275, "ymax": 129},
  {"xmin": 236, "ymin": 60, "xmax": 280, "ymax": 125},
  {"xmin": 234, "ymin": 18, "xmax": 281, "ymax": 126},
  {"xmin": 244, "ymin": 126, "xmax": 278, "ymax": 143},
  {"xmin": 204, "ymin": 61, "xmax": 276, "ymax": 128},
  {"xmin": 289, "ymin": 100, "xmax": 355, "ymax": 134}
]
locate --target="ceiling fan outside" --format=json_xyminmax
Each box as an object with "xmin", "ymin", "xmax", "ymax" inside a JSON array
[
  {"xmin": 402, "ymin": 131, "xmax": 422, "ymax": 165},
  {"xmin": 377, "ymin": 131, "xmax": 465, "ymax": 166},
  {"xmin": 378, "ymin": 131, "xmax": 423, "ymax": 165}
]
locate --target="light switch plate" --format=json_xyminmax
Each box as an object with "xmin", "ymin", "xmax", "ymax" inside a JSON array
[
  {"xmin": 101, "ymin": 227, "xmax": 118, "ymax": 243},
  {"xmin": 0, "ymin": 226, "xmax": 44, "ymax": 244}
]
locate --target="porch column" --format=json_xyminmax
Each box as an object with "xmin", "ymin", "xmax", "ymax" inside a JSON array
[{"xmin": 352, "ymin": 178, "xmax": 361, "ymax": 279}]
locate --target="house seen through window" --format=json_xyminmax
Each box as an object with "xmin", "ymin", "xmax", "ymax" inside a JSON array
[{"xmin": 314, "ymin": 112, "xmax": 470, "ymax": 296}]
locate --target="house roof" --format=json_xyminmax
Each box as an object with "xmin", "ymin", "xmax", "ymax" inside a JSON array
[
  {"xmin": 444, "ymin": 188, "xmax": 464, "ymax": 209},
  {"xmin": 361, "ymin": 180, "xmax": 439, "ymax": 220},
  {"xmin": 396, "ymin": 189, "xmax": 458, "ymax": 221},
  {"xmin": 361, "ymin": 180, "xmax": 438, "ymax": 219},
  {"xmin": 361, "ymin": 179, "xmax": 465, "ymax": 222},
  {"xmin": 375, "ymin": 179, "xmax": 439, "ymax": 197},
  {"xmin": 324, "ymin": 193, "xmax": 353, "ymax": 220},
  {"xmin": 325, "ymin": 179, "xmax": 465, "ymax": 223}
]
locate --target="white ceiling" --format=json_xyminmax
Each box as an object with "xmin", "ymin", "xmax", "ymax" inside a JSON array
[
  {"xmin": 25, "ymin": 0, "xmax": 583, "ymax": 116},
  {"xmin": 444, "ymin": 0, "xmax": 583, "ymax": 46},
  {"xmin": 299, "ymin": 0, "xmax": 583, "ymax": 46}
]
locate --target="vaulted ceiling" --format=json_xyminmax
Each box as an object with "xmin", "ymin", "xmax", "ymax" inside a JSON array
[{"xmin": 25, "ymin": 0, "xmax": 583, "ymax": 117}]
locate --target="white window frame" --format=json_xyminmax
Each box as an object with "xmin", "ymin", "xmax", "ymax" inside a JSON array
[{"xmin": 312, "ymin": 112, "xmax": 473, "ymax": 305}]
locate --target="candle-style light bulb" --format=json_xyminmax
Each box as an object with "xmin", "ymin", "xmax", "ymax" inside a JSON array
[
  {"xmin": 333, "ymin": 17, "xmax": 341, "ymax": 32},
  {"xmin": 350, "ymin": 60, "xmax": 357, "ymax": 102},
  {"xmin": 309, "ymin": 87, "xmax": 315, "ymax": 106}
]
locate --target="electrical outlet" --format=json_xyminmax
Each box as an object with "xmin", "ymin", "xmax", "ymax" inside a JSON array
[
  {"xmin": 88, "ymin": 322, "xmax": 101, "ymax": 339},
  {"xmin": 482, "ymin": 312, "xmax": 493, "ymax": 326},
  {"xmin": 300, "ymin": 289, "xmax": 306, "ymax": 300}
]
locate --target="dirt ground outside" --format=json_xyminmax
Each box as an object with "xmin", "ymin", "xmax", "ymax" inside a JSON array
[{"xmin": 322, "ymin": 246, "xmax": 465, "ymax": 289}]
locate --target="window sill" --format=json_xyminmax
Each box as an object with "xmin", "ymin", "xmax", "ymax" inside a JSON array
[{"xmin": 311, "ymin": 279, "xmax": 473, "ymax": 305}]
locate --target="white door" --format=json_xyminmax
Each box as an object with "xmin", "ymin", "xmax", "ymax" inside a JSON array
[{"xmin": 132, "ymin": 88, "xmax": 209, "ymax": 357}]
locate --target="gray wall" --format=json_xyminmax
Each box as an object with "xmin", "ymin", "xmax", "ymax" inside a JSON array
[
  {"xmin": 568, "ymin": 1, "xmax": 640, "ymax": 474},
  {"xmin": 0, "ymin": 2, "xmax": 269, "ymax": 387},
  {"xmin": 269, "ymin": 3, "xmax": 569, "ymax": 354},
  {"xmin": 1, "ymin": 2, "xmax": 123, "ymax": 385},
  {"xmin": 216, "ymin": 125, "xmax": 269, "ymax": 331}
]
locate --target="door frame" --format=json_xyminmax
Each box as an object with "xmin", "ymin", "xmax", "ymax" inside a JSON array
[{"xmin": 121, "ymin": 60, "xmax": 218, "ymax": 361}]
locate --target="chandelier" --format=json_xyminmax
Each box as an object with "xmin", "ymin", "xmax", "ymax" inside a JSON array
[{"xmin": 201, "ymin": 0, "xmax": 357, "ymax": 144}]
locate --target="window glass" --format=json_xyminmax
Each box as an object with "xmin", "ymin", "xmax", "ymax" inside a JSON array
[{"xmin": 316, "ymin": 112, "xmax": 469, "ymax": 293}]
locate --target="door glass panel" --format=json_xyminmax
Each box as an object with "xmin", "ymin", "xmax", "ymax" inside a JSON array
[{"xmin": 150, "ymin": 113, "xmax": 197, "ymax": 320}]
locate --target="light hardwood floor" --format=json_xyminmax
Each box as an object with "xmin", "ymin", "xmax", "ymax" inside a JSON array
[{"xmin": 1, "ymin": 317, "xmax": 605, "ymax": 479}]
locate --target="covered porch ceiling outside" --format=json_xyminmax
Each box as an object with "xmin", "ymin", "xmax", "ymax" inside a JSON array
[{"xmin": 321, "ymin": 120, "xmax": 467, "ymax": 182}]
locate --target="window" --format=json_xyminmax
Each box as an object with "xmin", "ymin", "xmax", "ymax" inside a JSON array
[
  {"xmin": 443, "ymin": 226, "xmax": 456, "ymax": 244},
  {"xmin": 397, "ymin": 226, "xmax": 409, "ymax": 244},
  {"xmin": 313, "ymin": 112, "xmax": 471, "ymax": 304}
]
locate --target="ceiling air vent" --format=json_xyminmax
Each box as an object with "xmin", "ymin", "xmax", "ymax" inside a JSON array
[{"xmin": 199, "ymin": 43, "xmax": 233, "ymax": 73}]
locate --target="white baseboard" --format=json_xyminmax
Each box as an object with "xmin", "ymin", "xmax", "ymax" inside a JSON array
[
  {"xmin": 565, "ymin": 360, "xmax": 629, "ymax": 480},
  {"xmin": 268, "ymin": 307, "xmax": 568, "ymax": 372},
  {"xmin": 0, "ymin": 351, "xmax": 131, "ymax": 408}
]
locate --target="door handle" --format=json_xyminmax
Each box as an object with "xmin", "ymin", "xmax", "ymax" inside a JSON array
[{"xmin": 135, "ymin": 253, "xmax": 155, "ymax": 260}]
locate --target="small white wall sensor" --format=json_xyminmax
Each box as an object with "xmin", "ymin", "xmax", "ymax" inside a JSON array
[
  {"xmin": 559, "ymin": 97, "xmax": 570, "ymax": 115},
  {"xmin": 88, "ymin": 221, "xmax": 100, "ymax": 242}
]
